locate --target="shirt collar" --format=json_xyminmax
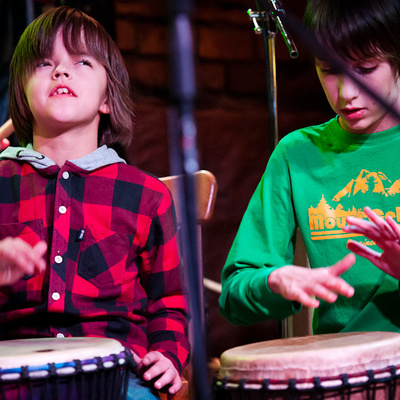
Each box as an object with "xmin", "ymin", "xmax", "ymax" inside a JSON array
[{"xmin": 0, "ymin": 144, "xmax": 126, "ymax": 171}]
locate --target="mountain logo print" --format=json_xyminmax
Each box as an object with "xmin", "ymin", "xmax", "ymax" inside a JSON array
[
  {"xmin": 308, "ymin": 169, "xmax": 400, "ymax": 241},
  {"xmin": 332, "ymin": 169, "xmax": 400, "ymax": 201}
]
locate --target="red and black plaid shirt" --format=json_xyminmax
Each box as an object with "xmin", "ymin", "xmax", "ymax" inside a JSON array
[{"xmin": 0, "ymin": 145, "xmax": 189, "ymax": 373}]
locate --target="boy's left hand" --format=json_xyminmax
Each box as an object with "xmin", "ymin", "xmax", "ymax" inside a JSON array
[
  {"xmin": 134, "ymin": 350, "xmax": 182, "ymax": 395},
  {"xmin": 343, "ymin": 206, "xmax": 400, "ymax": 279}
]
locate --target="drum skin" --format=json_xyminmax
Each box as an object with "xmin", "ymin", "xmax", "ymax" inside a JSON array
[
  {"xmin": 0, "ymin": 337, "xmax": 125, "ymax": 369},
  {"xmin": 215, "ymin": 332, "xmax": 400, "ymax": 400}
]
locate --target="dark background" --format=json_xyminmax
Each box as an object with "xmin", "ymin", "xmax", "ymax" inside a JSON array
[{"xmin": 1, "ymin": 0, "xmax": 335, "ymax": 359}]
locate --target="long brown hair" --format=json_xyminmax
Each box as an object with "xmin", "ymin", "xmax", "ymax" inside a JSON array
[{"xmin": 9, "ymin": 6, "xmax": 134, "ymax": 147}]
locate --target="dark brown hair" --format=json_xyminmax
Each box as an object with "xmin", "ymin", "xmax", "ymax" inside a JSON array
[
  {"xmin": 304, "ymin": 0, "xmax": 400, "ymax": 72},
  {"xmin": 9, "ymin": 6, "xmax": 134, "ymax": 147}
]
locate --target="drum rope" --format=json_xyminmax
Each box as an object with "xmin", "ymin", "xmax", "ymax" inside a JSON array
[{"xmin": 213, "ymin": 364, "xmax": 400, "ymax": 399}]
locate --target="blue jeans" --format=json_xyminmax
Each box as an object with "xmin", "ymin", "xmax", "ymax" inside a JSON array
[{"xmin": 125, "ymin": 372, "xmax": 160, "ymax": 400}]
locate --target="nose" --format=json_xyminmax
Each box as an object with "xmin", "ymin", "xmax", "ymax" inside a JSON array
[
  {"xmin": 52, "ymin": 65, "xmax": 70, "ymax": 80},
  {"xmin": 338, "ymin": 75, "xmax": 360, "ymax": 101}
]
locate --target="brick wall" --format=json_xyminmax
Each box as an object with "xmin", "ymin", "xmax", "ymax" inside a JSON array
[{"xmin": 114, "ymin": 0, "xmax": 334, "ymax": 357}]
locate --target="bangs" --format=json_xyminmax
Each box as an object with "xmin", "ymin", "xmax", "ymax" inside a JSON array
[
  {"xmin": 19, "ymin": 7, "xmax": 110, "ymax": 78},
  {"xmin": 61, "ymin": 18, "xmax": 111, "ymax": 66},
  {"xmin": 305, "ymin": 0, "xmax": 398, "ymax": 63},
  {"xmin": 314, "ymin": 15, "xmax": 386, "ymax": 62}
]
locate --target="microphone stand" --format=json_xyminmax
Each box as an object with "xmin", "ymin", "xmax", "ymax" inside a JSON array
[
  {"xmin": 248, "ymin": 0, "xmax": 298, "ymax": 339},
  {"xmin": 248, "ymin": 0, "xmax": 298, "ymax": 150},
  {"xmin": 167, "ymin": 1, "xmax": 211, "ymax": 399}
]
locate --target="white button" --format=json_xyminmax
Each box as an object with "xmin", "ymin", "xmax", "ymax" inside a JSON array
[
  {"xmin": 55, "ymin": 255, "xmax": 63, "ymax": 264},
  {"xmin": 62, "ymin": 171, "xmax": 70, "ymax": 180},
  {"xmin": 59, "ymin": 206, "xmax": 67, "ymax": 214},
  {"xmin": 52, "ymin": 291, "xmax": 60, "ymax": 301},
  {"xmin": 56, "ymin": 333, "xmax": 65, "ymax": 338}
]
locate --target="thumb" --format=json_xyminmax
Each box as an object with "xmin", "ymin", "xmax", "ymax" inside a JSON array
[{"xmin": 33, "ymin": 241, "xmax": 47, "ymax": 257}]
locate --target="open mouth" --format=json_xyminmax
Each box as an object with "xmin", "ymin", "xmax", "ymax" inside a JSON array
[{"xmin": 51, "ymin": 87, "xmax": 75, "ymax": 97}]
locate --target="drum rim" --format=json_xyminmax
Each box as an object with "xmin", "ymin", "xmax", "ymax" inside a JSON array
[{"xmin": 0, "ymin": 349, "xmax": 130, "ymax": 381}]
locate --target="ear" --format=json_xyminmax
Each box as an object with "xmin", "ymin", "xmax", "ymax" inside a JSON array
[{"xmin": 99, "ymin": 101, "xmax": 110, "ymax": 114}]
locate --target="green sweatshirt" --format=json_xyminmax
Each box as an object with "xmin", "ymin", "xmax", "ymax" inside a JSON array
[{"xmin": 220, "ymin": 117, "xmax": 400, "ymax": 334}]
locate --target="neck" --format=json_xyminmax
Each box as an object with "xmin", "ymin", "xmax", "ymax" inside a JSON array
[{"xmin": 32, "ymin": 126, "xmax": 98, "ymax": 166}]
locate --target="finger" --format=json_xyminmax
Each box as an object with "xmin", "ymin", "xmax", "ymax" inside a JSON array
[
  {"xmin": 344, "ymin": 217, "xmax": 381, "ymax": 239},
  {"xmin": 324, "ymin": 255, "xmax": 355, "ymax": 298},
  {"xmin": 363, "ymin": 206, "xmax": 397, "ymax": 240},
  {"xmin": 317, "ymin": 267, "xmax": 355, "ymax": 298},
  {"xmin": 130, "ymin": 351, "xmax": 142, "ymax": 372},
  {"xmin": 141, "ymin": 351, "xmax": 161, "ymax": 367},
  {"xmin": 33, "ymin": 241, "xmax": 47, "ymax": 256},
  {"xmin": 142, "ymin": 361, "xmax": 165, "ymax": 382},
  {"xmin": 153, "ymin": 369, "xmax": 175, "ymax": 390},
  {"xmin": 347, "ymin": 240, "xmax": 381, "ymax": 266},
  {"xmin": 167, "ymin": 376, "xmax": 183, "ymax": 395},
  {"xmin": 0, "ymin": 138, "xmax": 10, "ymax": 151},
  {"xmin": 386, "ymin": 216, "xmax": 400, "ymax": 241},
  {"xmin": 0, "ymin": 266, "xmax": 14, "ymax": 285},
  {"xmin": 321, "ymin": 274, "xmax": 354, "ymax": 298},
  {"xmin": 345, "ymin": 207, "xmax": 393, "ymax": 241},
  {"xmin": 329, "ymin": 253, "xmax": 356, "ymax": 276},
  {"xmin": 131, "ymin": 351, "xmax": 142, "ymax": 365},
  {"xmin": 289, "ymin": 286, "xmax": 320, "ymax": 308},
  {"xmin": 20, "ymin": 242, "xmax": 46, "ymax": 275},
  {"xmin": 310, "ymin": 283, "xmax": 338, "ymax": 303},
  {"xmin": 0, "ymin": 240, "xmax": 35, "ymax": 274},
  {"xmin": 32, "ymin": 241, "xmax": 47, "ymax": 273}
]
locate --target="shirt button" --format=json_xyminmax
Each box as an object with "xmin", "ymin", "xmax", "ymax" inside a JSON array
[
  {"xmin": 52, "ymin": 291, "xmax": 60, "ymax": 301},
  {"xmin": 59, "ymin": 206, "xmax": 67, "ymax": 214},
  {"xmin": 55, "ymin": 255, "xmax": 63, "ymax": 264},
  {"xmin": 62, "ymin": 171, "xmax": 70, "ymax": 180},
  {"xmin": 56, "ymin": 333, "xmax": 65, "ymax": 338}
]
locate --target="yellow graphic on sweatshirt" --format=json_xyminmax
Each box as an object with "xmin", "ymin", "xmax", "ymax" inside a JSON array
[{"xmin": 309, "ymin": 169, "xmax": 400, "ymax": 241}]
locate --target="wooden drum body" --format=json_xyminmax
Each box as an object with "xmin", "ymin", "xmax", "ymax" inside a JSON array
[
  {"xmin": 0, "ymin": 337, "xmax": 132, "ymax": 400},
  {"xmin": 213, "ymin": 332, "xmax": 400, "ymax": 399}
]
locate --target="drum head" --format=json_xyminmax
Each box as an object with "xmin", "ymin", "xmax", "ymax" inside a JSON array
[
  {"xmin": 0, "ymin": 337, "xmax": 130, "ymax": 400},
  {"xmin": 219, "ymin": 331, "xmax": 400, "ymax": 382}
]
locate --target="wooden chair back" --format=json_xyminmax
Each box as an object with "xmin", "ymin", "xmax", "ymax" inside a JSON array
[
  {"xmin": 160, "ymin": 170, "xmax": 217, "ymax": 224},
  {"xmin": 159, "ymin": 170, "xmax": 218, "ymax": 400}
]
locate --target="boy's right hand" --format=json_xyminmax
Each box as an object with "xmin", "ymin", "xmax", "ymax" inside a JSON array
[
  {"xmin": 267, "ymin": 253, "xmax": 356, "ymax": 308},
  {"xmin": 0, "ymin": 238, "xmax": 47, "ymax": 285}
]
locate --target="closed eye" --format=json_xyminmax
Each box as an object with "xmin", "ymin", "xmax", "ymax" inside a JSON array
[
  {"xmin": 320, "ymin": 67, "xmax": 339, "ymax": 75},
  {"xmin": 355, "ymin": 66, "xmax": 377, "ymax": 75},
  {"xmin": 315, "ymin": 60, "xmax": 339, "ymax": 76}
]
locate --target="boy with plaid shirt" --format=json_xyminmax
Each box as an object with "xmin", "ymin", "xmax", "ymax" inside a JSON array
[{"xmin": 0, "ymin": 6, "xmax": 189, "ymax": 399}]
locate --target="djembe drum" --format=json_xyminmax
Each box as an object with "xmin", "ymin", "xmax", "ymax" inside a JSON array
[
  {"xmin": 213, "ymin": 331, "xmax": 400, "ymax": 399},
  {"xmin": 0, "ymin": 337, "xmax": 133, "ymax": 400}
]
